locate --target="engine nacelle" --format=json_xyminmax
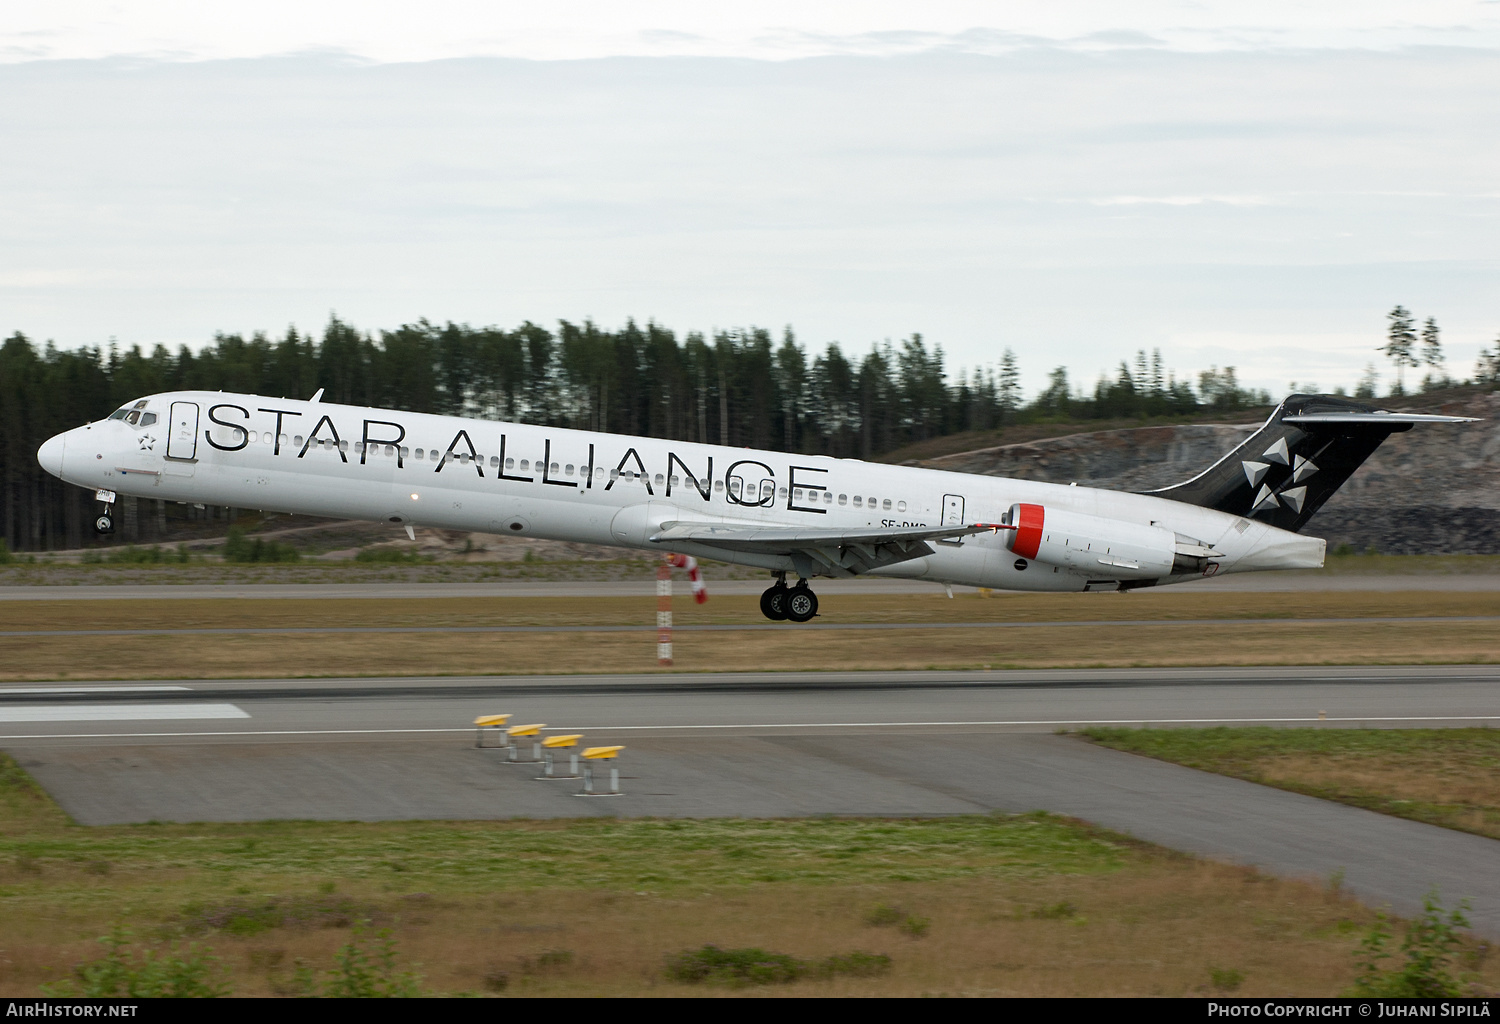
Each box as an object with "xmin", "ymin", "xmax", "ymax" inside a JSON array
[{"xmin": 1005, "ymin": 503, "xmax": 1177, "ymax": 579}]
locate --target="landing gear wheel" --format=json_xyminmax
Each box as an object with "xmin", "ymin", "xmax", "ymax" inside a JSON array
[
  {"xmin": 759, "ymin": 584, "xmax": 789, "ymax": 621},
  {"xmin": 785, "ymin": 583, "xmax": 818, "ymax": 623},
  {"xmin": 94, "ymin": 514, "xmax": 114, "ymax": 534}
]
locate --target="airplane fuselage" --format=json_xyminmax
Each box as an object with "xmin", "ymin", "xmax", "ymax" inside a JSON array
[{"xmin": 38, "ymin": 390, "xmax": 1325, "ymax": 591}]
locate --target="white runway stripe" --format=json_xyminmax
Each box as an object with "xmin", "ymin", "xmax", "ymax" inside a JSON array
[
  {"xmin": 0, "ymin": 686, "xmax": 191, "ymax": 695},
  {"xmin": 0, "ymin": 703, "xmax": 248, "ymax": 723}
]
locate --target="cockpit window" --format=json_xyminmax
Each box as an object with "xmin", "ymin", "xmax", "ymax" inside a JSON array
[{"xmin": 109, "ymin": 401, "xmax": 153, "ymax": 425}]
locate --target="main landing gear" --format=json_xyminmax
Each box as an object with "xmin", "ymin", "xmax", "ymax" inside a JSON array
[{"xmin": 759, "ymin": 575, "xmax": 819, "ymax": 623}]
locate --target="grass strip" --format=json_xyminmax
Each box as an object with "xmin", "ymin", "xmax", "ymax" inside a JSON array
[
  {"xmin": 1083, "ymin": 727, "xmax": 1500, "ymax": 841},
  {"xmin": 2, "ymin": 590, "xmax": 1500, "ymax": 630},
  {"xmin": 4, "ymin": 618, "xmax": 1499, "ymax": 682}
]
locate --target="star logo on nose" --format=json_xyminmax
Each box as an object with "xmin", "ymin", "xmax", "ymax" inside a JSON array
[{"xmin": 138, "ymin": 435, "xmax": 155, "ymax": 451}]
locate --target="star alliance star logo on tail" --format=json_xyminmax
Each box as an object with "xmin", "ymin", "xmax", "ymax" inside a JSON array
[{"xmin": 1242, "ymin": 436, "xmax": 1318, "ymax": 515}]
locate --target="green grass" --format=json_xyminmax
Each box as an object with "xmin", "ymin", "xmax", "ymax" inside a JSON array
[
  {"xmin": 0, "ymin": 813, "xmax": 1128, "ymax": 898},
  {"xmin": 1082, "ymin": 727, "xmax": 1500, "ymax": 840},
  {"xmin": 352, "ymin": 547, "xmax": 431, "ymax": 564},
  {"xmin": 664, "ymin": 944, "xmax": 891, "ymax": 986},
  {"xmin": 1318, "ymin": 553, "xmax": 1500, "ymax": 575},
  {"xmin": 1085, "ymin": 725, "xmax": 1500, "ymax": 762}
]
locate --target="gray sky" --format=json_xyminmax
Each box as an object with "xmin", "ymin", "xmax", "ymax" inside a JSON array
[{"xmin": 2, "ymin": 3, "xmax": 1498, "ymax": 398}]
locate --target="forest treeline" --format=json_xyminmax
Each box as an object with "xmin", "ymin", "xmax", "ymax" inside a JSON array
[{"xmin": 0, "ymin": 313, "xmax": 1483, "ymax": 551}]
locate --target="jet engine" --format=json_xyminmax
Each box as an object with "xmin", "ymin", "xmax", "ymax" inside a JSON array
[{"xmin": 1004, "ymin": 503, "xmax": 1215, "ymax": 579}]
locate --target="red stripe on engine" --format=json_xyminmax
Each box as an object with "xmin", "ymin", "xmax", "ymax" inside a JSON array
[{"xmin": 1012, "ymin": 503, "xmax": 1044, "ymax": 559}]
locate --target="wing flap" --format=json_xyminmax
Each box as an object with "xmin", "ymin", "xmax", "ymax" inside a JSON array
[
  {"xmin": 649, "ymin": 521, "xmax": 1006, "ymax": 550},
  {"xmin": 648, "ymin": 520, "xmax": 1011, "ymax": 577}
]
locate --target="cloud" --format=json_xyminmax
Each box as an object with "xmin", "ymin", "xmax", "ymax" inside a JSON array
[
  {"xmin": 5, "ymin": 2, "xmax": 1500, "ymax": 63},
  {"xmin": 1086, "ymin": 196, "xmax": 1272, "ymax": 207},
  {"xmin": 0, "ymin": 46, "xmax": 1495, "ymax": 399}
]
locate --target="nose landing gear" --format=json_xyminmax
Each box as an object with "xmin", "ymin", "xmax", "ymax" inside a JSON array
[
  {"xmin": 759, "ymin": 575, "xmax": 819, "ymax": 623},
  {"xmin": 93, "ymin": 488, "xmax": 116, "ymax": 535}
]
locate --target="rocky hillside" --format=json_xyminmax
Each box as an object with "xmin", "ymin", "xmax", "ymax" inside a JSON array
[{"xmin": 917, "ymin": 392, "xmax": 1500, "ymax": 554}]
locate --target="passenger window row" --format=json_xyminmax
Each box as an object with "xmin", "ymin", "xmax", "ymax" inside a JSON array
[{"xmin": 809, "ymin": 491, "xmax": 904, "ymax": 513}]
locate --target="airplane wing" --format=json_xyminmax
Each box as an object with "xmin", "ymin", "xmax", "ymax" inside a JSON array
[{"xmin": 648, "ymin": 520, "xmax": 1010, "ymax": 577}]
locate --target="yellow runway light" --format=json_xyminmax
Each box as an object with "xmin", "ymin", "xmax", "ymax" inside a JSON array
[
  {"xmin": 473, "ymin": 713, "xmax": 513, "ymax": 748},
  {"xmin": 505, "ymin": 724, "xmax": 547, "ymax": 764},
  {"xmin": 577, "ymin": 746, "xmax": 627, "ymax": 796},
  {"xmin": 535, "ymin": 734, "xmax": 585, "ymax": 780}
]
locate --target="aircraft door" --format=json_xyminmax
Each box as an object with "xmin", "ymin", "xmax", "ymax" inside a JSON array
[
  {"xmin": 166, "ymin": 402, "xmax": 199, "ymax": 461},
  {"xmin": 942, "ymin": 494, "xmax": 965, "ymax": 526}
]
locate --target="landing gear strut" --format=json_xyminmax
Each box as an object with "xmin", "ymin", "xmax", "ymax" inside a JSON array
[{"xmin": 759, "ymin": 575, "xmax": 819, "ymax": 623}]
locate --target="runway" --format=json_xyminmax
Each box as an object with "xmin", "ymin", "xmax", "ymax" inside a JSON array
[
  {"xmin": 3, "ymin": 665, "xmax": 1500, "ymax": 736},
  {"xmin": 5, "ymin": 665, "xmax": 1499, "ymax": 936}
]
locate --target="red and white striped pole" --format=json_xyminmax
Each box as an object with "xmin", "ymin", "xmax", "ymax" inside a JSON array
[
  {"xmin": 656, "ymin": 554, "xmax": 707, "ymax": 667},
  {"xmin": 656, "ymin": 561, "xmax": 673, "ymax": 666}
]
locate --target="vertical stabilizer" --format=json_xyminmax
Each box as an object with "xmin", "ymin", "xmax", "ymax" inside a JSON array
[{"xmin": 1144, "ymin": 395, "xmax": 1476, "ymax": 533}]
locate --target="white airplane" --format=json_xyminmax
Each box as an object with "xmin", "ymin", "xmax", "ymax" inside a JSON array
[{"xmin": 36, "ymin": 389, "xmax": 1475, "ymax": 621}]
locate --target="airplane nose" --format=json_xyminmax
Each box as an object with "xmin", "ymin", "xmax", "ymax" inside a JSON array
[{"xmin": 37, "ymin": 433, "xmax": 65, "ymax": 479}]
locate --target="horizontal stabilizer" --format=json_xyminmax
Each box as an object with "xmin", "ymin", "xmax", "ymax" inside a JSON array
[{"xmin": 1283, "ymin": 411, "xmax": 1480, "ymax": 425}]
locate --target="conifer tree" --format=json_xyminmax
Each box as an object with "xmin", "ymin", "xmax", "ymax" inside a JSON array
[
  {"xmin": 774, "ymin": 328, "xmax": 806, "ymax": 452},
  {"xmin": 1474, "ymin": 337, "xmax": 1500, "ymax": 387},
  {"xmin": 997, "ymin": 348, "xmax": 1020, "ymax": 424},
  {"xmin": 1418, "ymin": 317, "xmax": 1447, "ymax": 392},
  {"xmin": 1381, "ymin": 305, "xmax": 1419, "ymax": 395},
  {"xmin": 1420, "ymin": 317, "xmax": 1442, "ymax": 367}
]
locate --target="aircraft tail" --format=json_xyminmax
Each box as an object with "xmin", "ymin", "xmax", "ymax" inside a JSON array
[{"xmin": 1143, "ymin": 394, "xmax": 1477, "ymax": 533}]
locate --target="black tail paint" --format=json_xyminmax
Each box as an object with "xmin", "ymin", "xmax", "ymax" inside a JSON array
[{"xmin": 1143, "ymin": 395, "xmax": 1410, "ymax": 533}]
